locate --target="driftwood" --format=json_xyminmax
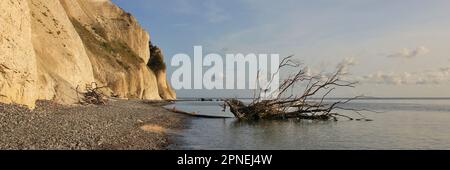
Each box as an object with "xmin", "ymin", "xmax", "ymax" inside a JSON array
[
  {"xmin": 166, "ymin": 107, "xmax": 233, "ymax": 118},
  {"xmin": 224, "ymin": 56, "xmax": 372, "ymax": 121},
  {"xmin": 76, "ymin": 82, "xmax": 109, "ymax": 105}
]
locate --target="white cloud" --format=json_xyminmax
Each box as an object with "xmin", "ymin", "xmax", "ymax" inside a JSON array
[
  {"xmin": 359, "ymin": 67, "xmax": 450, "ymax": 85},
  {"xmin": 387, "ymin": 46, "xmax": 430, "ymax": 59},
  {"xmin": 338, "ymin": 57, "xmax": 357, "ymax": 74},
  {"xmin": 304, "ymin": 66, "xmax": 319, "ymax": 77},
  {"xmin": 361, "ymin": 72, "xmax": 410, "ymax": 85}
]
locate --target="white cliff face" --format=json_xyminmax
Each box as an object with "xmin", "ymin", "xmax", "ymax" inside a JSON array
[
  {"xmin": 28, "ymin": 0, "xmax": 95, "ymax": 104},
  {"xmin": 60, "ymin": 0, "xmax": 162, "ymax": 100},
  {"xmin": 0, "ymin": 0, "xmax": 38, "ymax": 108},
  {"xmin": 60, "ymin": 0, "xmax": 150, "ymax": 63},
  {"xmin": 151, "ymin": 47, "xmax": 177, "ymax": 100},
  {"xmin": 0, "ymin": 0, "xmax": 175, "ymax": 108}
]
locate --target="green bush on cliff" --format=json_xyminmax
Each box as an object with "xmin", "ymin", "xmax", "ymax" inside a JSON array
[
  {"xmin": 148, "ymin": 43, "xmax": 167, "ymax": 73},
  {"xmin": 71, "ymin": 18, "xmax": 143, "ymax": 69}
]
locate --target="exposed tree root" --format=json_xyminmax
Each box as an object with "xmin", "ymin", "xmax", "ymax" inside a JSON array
[
  {"xmin": 76, "ymin": 82, "xmax": 109, "ymax": 105},
  {"xmin": 224, "ymin": 56, "xmax": 373, "ymax": 121}
]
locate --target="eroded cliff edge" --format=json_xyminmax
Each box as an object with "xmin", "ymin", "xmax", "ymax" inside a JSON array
[{"xmin": 0, "ymin": 0, "xmax": 176, "ymax": 108}]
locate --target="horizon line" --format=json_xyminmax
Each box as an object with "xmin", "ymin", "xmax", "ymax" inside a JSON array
[{"xmin": 177, "ymin": 97, "xmax": 450, "ymax": 100}]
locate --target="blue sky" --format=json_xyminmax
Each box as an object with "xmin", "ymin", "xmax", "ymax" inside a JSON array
[{"xmin": 112, "ymin": 0, "xmax": 450, "ymax": 98}]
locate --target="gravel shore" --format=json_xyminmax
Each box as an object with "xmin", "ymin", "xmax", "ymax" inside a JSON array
[{"xmin": 0, "ymin": 99, "xmax": 186, "ymax": 150}]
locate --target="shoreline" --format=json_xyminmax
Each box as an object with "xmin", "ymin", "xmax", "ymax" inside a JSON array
[{"xmin": 0, "ymin": 99, "xmax": 187, "ymax": 150}]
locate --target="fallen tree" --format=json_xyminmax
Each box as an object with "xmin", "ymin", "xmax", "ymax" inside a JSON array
[
  {"xmin": 165, "ymin": 106, "xmax": 234, "ymax": 118},
  {"xmin": 224, "ymin": 56, "xmax": 372, "ymax": 121},
  {"xmin": 76, "ymin": 82, "xmax": 109, "ymax": 105}
]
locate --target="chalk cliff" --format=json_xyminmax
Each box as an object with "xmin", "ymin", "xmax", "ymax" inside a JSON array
[
  {"xmin": 0, "ymin": 0, "xmax": 175, "ymax": 108},
  {"xmin": 0, "ymin": 0, "xmax": 38, "ymax": 108}
]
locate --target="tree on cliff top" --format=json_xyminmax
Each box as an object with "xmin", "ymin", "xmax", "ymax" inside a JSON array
[{"xmin": 148, "ymin": 42, "xmax": 167, "ymax": 73}]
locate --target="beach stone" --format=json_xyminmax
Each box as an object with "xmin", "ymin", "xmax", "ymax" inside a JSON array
[{"xmin": 0, "ymin": 100, "xmax": 186, "ymax": 150}]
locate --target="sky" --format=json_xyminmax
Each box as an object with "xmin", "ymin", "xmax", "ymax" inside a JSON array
[{"xmin": 112, "ymin": 0, "xmax": 450, "ymax": 98}]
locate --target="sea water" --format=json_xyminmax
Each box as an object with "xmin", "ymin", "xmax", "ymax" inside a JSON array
[{"xmin": 168, "ymin": 99, "xmax": 450, "ymax": 150}]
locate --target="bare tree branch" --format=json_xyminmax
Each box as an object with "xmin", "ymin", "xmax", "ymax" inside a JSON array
[{"xmin": 225, "ymin": 57, "xmax": 370, "ymax": 121}]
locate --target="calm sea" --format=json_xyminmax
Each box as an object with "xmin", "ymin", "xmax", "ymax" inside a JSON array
[{"xmin": 167, "ymin": 99, "xmax": 450, "ymax": 150}]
